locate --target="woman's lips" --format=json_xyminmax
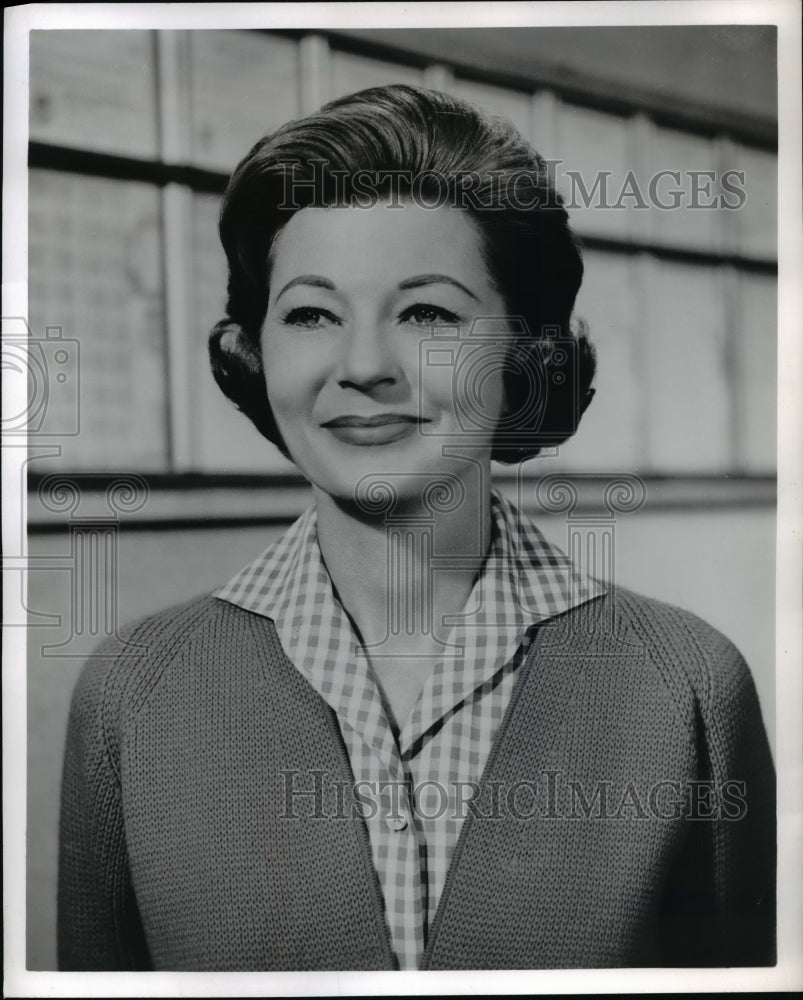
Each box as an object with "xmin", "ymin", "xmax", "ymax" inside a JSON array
[{"xmin": 321, "ymin": 414, "xmax": 427, "ymax": 446}]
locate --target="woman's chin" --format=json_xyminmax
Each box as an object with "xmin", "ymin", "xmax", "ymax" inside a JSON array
[{"xmin": 306, "ymin": 459, "xmax": 485, "ymax": 522}]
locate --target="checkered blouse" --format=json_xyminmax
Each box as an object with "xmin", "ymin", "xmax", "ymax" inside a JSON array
[{"xmin": 215, "ymin": 487, "xmax": 604, "ymax": 969}]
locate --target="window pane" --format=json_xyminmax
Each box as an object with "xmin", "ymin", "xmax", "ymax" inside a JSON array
[
  {"xmin": 730, "ymin": 144, "xmax": 777, "ymax": 260},
  {"xmin": 558, "ymin": 251, "xmax": 645, "ymax": 471},
  {"xmin": 28, "ymin": 171, "xmax": 169, "ymax": 470},
  {"xmin": 553, "ymin": 103, "xmax": 632, "ymax": 239},
  {"xmin": 189, "ymin": 30, "xmax": 301, "ymax": 173},
  {"xmin": 30, "ymin": 30, "xmax": 159, "ymax": 158},
  {"xmin": 734, "ymin": 274, "xmax": 776, "ymax": 473},
  {"xmin": 637, "ymin": 125, "xmax": 723, "ymax": 252},
  {"xmin": 330, "ymin": 50, "xmax": 423, "ymax": 101},
  {"xmin": 640, "ymin": 258, "xmax": 732, "ymax": 473}
]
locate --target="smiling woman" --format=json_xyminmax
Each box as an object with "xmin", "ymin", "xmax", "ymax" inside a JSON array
[
  {"xmin": 262, "ymin": 204, "xmax": 508, "ymax": 493},
  {"xmin": 259, "ymin": 202, "xmax": 514, "ymax": 729},
  {"xmin": 58, "ymin": 84, "xmax": 775, "ymax": 972}
]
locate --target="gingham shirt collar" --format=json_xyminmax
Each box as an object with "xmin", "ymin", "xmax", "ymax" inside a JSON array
[
  {"xmin": 215, "ymin": 487, "xmax": 606, "ymax": 967},
  {"xmin": 215, "ymin": 487, "xmax": 605, "ymax": 760}
]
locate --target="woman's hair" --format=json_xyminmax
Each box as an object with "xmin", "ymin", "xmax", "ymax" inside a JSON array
[{"xmin": 209, "ymin": 83, "xmax": 595, "ymax": 463}]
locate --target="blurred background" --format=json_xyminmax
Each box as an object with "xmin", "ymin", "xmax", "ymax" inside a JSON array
[{"xmin": 24, "ymin": 25, "xmax": 776, "ymax": 968}]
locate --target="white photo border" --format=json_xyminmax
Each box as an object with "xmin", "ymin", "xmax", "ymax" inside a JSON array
[{"xmin": 4, "ymin": 2, "xmax": 801, "ymax": 996}]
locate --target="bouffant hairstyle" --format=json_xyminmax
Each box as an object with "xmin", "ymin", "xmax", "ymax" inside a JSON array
[{"xmin": 209, "ymin": 84, "xmax": 595, "ymax": 463}]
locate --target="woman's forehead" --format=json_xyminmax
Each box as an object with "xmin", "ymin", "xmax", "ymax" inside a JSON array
[{"xmin": 269, "ymin": 202, "xmax": 490, "ymax": 288}]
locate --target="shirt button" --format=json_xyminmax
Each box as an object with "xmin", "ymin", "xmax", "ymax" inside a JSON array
[{"xmin": 385, "ymin": 813, "xmax": 408, "ymax": 832}]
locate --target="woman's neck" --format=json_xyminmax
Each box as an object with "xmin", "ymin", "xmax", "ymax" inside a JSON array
[{"xmin": 312, "ymin": 478, "xmax": 494, "ymax": 656}]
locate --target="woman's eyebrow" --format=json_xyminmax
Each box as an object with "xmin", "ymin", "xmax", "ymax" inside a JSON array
[
  {"xmin": 275, "ymin": 275, "xmax": 335, "ymax": 303},
  {"xmin": 398, "ymin": 274, "xmax": 479, "ymax": 301}
]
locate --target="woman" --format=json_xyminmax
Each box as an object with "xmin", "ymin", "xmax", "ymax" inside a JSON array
[{"xmin": 58, "ymin": 84, "xmax": 775, "ymax": 971}]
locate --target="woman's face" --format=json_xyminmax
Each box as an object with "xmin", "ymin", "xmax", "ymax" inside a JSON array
[{"xmin": 261, "ymin": 201, "xmax": 511, "ymax": 506}]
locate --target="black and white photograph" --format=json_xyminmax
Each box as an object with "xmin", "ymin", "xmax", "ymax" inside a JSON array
[{"xmin": 3, "ymin": 1, "xmax": 801, "ymax": 995}]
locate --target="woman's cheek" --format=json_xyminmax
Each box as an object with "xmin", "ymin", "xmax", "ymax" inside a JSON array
[
  {"xmin": 262, "ymin": 329, "xmax": 302, "ymax": 404},
  {"xmin": 264, "ymin": 372, "xmax": 306, "ymax": 438}
]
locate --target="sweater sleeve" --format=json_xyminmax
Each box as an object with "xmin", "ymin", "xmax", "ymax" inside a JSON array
[
  {"xmin": 659, "ymin": 620, "xmax": 776, "ymax": 967},
  {"xmin": 703, "ymin": 628, "xmax": 776, "ymax": 966},
  {"xmin": 57, "ymin": 642, "xmax": 151, "ymax": 970}
]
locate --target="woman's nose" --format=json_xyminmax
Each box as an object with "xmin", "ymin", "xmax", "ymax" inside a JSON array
[{"xmin": 336, "ymin": 318, "xmax": 404, "ymax": 390}]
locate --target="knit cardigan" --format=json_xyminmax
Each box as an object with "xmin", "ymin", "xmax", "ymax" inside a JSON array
[{"xmin": 58, "ymin": 587, "xmax": 776, "ymax": 971}]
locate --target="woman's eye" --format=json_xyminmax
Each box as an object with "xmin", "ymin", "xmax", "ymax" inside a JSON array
[
  {"xmin": 282, "ymin": 306, "xmax": 340, "ymax": 329},
  {"xmin": 400, "ymin": 304, "xmax": 460, "ymax": 327}
]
